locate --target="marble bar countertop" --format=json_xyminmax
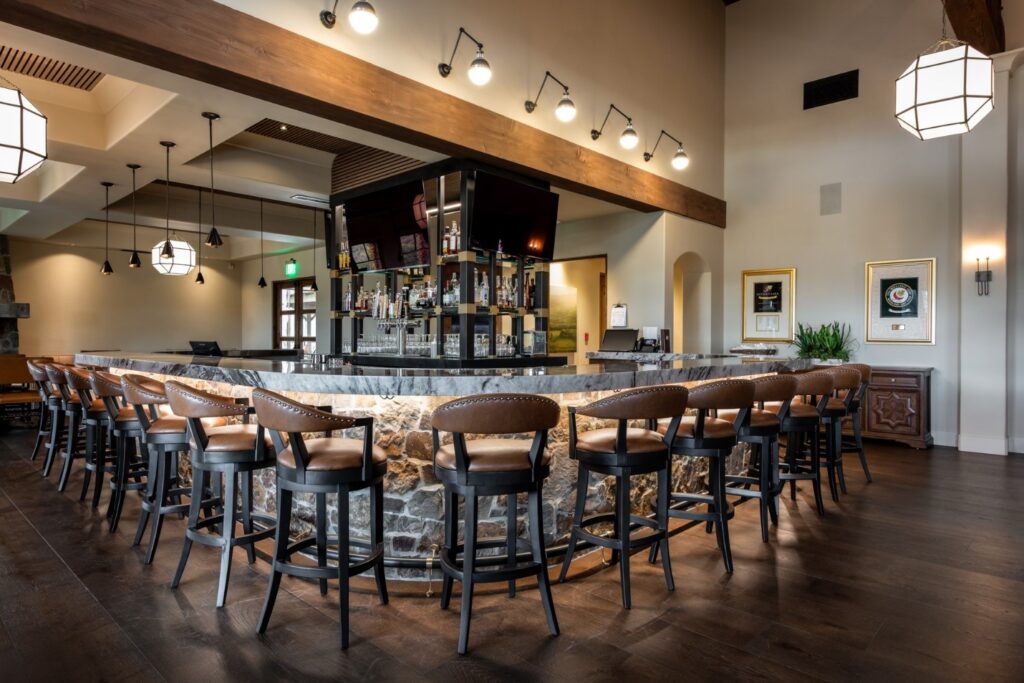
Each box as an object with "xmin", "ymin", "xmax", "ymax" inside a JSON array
[
  {"xmin": 75, "ymin": 352, "xmax": 813, "ymax": 396},
  {"xmin": 587, "ymin": 351, "xmax": 751, "ymax": 362}
]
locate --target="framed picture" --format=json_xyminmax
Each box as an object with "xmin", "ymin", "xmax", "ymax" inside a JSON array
[
  {"xmin": 865, "ymin": 258, "xmax": 935, "ymax": 344},
  {"xmin": 549, "ymin": 284, "xmax": 578, "ymax": 353},
  {"xmin": 742, "ymin": 268, "xmax": 795, "ymax": 342}
]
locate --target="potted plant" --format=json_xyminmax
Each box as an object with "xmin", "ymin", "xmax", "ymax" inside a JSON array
[{"xmin": 792, "ymin": 321, "xmax": 855, "ymax": 362}]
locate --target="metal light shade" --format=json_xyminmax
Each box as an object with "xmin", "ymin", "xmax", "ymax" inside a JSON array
[
  {"xmin": 195, "ymin": 270, "xmax": 205, "ymax": 285},
  {"xmin": 205, "ymin": 227, "xmax": 223, "ymax": 248},
  {"xmin": 128, "ymin": 250, "xmax": 142, "ymax": 268},
  {"xmin": 257, "ymin": 275, "xmax": 268, "ymax": 289},
  {"xmin": 896, "ymin": 39, "xmax": 994, "ymax": 140},
  {"xmin": 468, "ymin": 50, "xmax": 492, "ymax": 86},
  {"xmin": 619, "ymin": 123, "xmax": 639, "ymax": 150},
  {"xmin": 555, "ymin": 93, "xmax": 577, "ymax": 122},
  {"xmin": 0, "ymin": 81, "xmax": 47, "ymax": 183},
  {"xmin": 671, "ymin": 147, "xmax": 690, "ymax": 170},
  {"xmin": 310, "ymin": 280, "xmax": 319, "ymax": 292},
  {"xmin": 348, "ymin": 1, "xmax": 378, "ymax": 34},
  {"xmin": 100, "ymin": 260, "xmax": 113, "ymax": 275},
  {"xmin": 151, "ymin": 239, "xmax": 196, "ymax": 276}
]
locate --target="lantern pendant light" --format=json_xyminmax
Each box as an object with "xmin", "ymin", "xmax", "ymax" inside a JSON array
[
  {"xmin": 127, "ymin": 163, "xmax": 142, "ymax": 268},
  {"xmin": 151, "ymin": 141, "xmax": 195, "ymax": 276},
  {"xmin": 257, "ymin": 199, "xmax": 267, "ymax": 288},
  {"xmin": 310, "ymin": 209, "xmax": 319, "ymax": 292},
  {"xmin": 895, "ymin": 8, "xmax": 994, "ymax": 140},
  {"xmin": 0, "ymin": 74, "xmax": 47, "ymax": 184},
  {"xmin": 202, "ymin": 112, "xmax": 224, "ymax": 248},
  {"xmin": 100, "ymin": 181, "xmax": 114, "ymax": 275},
  {"xmin": 195, "ymin": 188, "xmax": 205, "ymax": 285}
]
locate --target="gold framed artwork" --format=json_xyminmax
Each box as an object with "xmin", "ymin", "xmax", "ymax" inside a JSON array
[
  {"xmin": 864, "ymin": 258, "xmax": 935, "ymax": 344},
  {"xmin": 741, "ymin": 268, "xmax": 796, "ymax": 342}
]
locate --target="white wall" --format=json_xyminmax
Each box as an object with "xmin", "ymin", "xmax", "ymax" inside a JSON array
[
  {"xmin": 240, "ymin": 246, "xmax": 331, "ymax": 353},
  {"xmin": 1008, "ymin": 60, "xmax": 1024, "ymax": 454},
  {"xmin": 724, "ymin": 0, "xmax": 968, "ymax": 446},
  {"xmin": 665, "ymin": 214, "xmax": 725, "ymax": 353},
  {"xmin": 215, "ymin": 0, "xmax": 726, "ymax": 199},
  {"xmin": 10, "ymin": 238, "xmax": 243, "ymax": 355}
]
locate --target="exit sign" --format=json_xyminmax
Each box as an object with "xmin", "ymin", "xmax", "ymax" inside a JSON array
[{"xmin": 284, "ymin": 258, "xmax": 299, "ymax": 278}]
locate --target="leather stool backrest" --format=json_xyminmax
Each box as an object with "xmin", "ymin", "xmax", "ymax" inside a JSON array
[
  {"xmin": 753, "ymin": 374, "xmax": 798, "ymax": 419},
  {"xmin": 433, "ymin": 393, "xmax": 560, "ymax": 435},
  {"xmin": 253, "ymin": 388, "xmax": 372, "ymax": 480},
  {"xmin": 167, "ymin": 381, "xmax": 249, "ymax": 450},
  {"xmin": 845, "ymin": 363, "xmax": 872, "ymax": 384},
  {"xmin": 121, "ymin": 374, "xmax": 169, "ymax": 431},
  {"xmin": 575, "ymin": 386, "xmax": 687, "ymax": 421},
  {"xmin": 794, "ymin": 371, "xmax": 835, "ymax": 415},
  {"xmin": 90, "ymin": 371, "xmax": 127, "ymax": 423},
  {"xmin": 26, "ymin": 359, "xmax": 49, "ymax": 384},
  {"xmin": 64, "ymin": 367, "xmax": 95, "ymax": 412},
  {"xmin": 687, "ymin": 379, "xmax": 755, "ymax": 440},
  {"xmin": 824, "ymin": 367, "xmax": 862, "ymax": 392},
  {"xmin": 45, "ymin": 363, "xmax": 69, "ymax": 386}
]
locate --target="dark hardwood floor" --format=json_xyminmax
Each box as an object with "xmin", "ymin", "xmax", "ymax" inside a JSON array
[{"xmin": 1, "ymin": 428, "xmax": 1022, "ymax": 682}]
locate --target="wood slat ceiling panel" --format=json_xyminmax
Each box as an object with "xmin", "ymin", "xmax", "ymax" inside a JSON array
[{"xmin": 0, "ymin": 45, "xmax": 104, "ymax": 90}]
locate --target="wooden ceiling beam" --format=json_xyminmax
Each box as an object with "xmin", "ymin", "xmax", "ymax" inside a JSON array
[
  {"xmin": 0, "ymin": 0, "xmax": 726, "ymax": 227},
  {"xmin": 943, "ymin": 0, "xmax": 1005, "ymax": 55}
]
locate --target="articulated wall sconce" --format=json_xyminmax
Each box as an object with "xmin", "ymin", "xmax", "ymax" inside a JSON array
[{"xmin": 975, "ymin": 257, "xmax": 992, "ymax": 296}]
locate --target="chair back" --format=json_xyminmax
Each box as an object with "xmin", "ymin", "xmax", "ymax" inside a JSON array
[
  {"xmin": 121, "ymin": 374, "xmax": 169, "ymax": 430},
  {"xmin": 90, "ymin": 371, "xmax": 127, "ymax": 423},
  {"xmin": 571, "ymin": 386, "xmax": 687, "ymax": 453},
  {"xmin": 794, "ymin": 371, "xmax": 835, "ymax": 414},
  {"xmin": 253, "ymin": 389, "xmax": 371, "ymax": 480},
  {"xmin": 26, "ymin": 359, "xmax": 51, "ymax": 401},
  {"xmin": 752, "ymin": 374, "xmax": 798, "ymax": 420},
  {"xmin": 166, "ymin": 381, "xmax": 249, "ymax": 449},
  {"xmin": 64, "ymin": 367, "xmax": 95, "ymax": 412},
  {"xmin": 685, "ymin": 379, "xmax": 755, "ymax": 441}
]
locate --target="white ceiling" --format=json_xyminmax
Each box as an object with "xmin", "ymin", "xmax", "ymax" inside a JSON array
[{"xmin": 0, "ymin": 22, "xmax": 631, "ymax": 260}]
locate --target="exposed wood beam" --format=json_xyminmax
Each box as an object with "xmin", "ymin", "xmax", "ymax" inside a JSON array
[
  {"xmin": 0, "ymin": 0, "xmax": 726, "ymax": 228},
  {"xmin": 943, "ymin": 0, "xmax": 1005, "ymax": 55}
]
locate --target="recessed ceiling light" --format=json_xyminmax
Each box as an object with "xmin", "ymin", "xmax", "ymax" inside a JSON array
[
  {"xmin": 279, "ymin": 124, "xmax": 288, "ymax": 132},
  {"xmin": 290, "ymin": 194, "xmax": 330, "ymax": 205}
]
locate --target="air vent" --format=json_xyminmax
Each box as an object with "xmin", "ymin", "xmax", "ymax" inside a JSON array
[
  {"xmin": 820, "ymin": 183, "xmax": 842, "ymax": 216},
  {"xmin": 804, "ymin": 70, "xmax": 858, "ymax": 110},
  {"xmin": 0, "ymin": 46, "xmax": 104, "ymax": 91}
]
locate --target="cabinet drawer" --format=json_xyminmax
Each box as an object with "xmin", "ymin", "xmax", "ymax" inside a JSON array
[
  {"xmin": 871, "ymin": 372, "xmax": 920, "ymax": 389},
  {"xmin": 865, "ymin": 388, "xmax": 922, "ymax": 436}
]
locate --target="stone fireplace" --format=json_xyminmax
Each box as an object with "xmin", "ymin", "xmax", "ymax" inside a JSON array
[{"xmin": 0, "ymin": 236, "xmax": 29, "ymax": 354}]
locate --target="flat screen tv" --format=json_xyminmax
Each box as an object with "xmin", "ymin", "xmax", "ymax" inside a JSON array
[
  {"xmin": 469, "ymin": 172, "xmax": 558, "ymax": 261},
  {"xmin": 342, "ymin": 180, "xmax": 431, "ymax": 272}
]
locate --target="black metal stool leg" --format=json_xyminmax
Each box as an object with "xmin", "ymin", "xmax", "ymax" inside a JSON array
[
  {"xmin": 834, "ymin": 422, "xmax": 848, "ymax": 494},
  {"xmin": 811, "ymin": 426, "xmax": 825, "ymax": 516},
  {"xmin": 91, "ymin": 424, "xmax": 109, "ymax": 509},
  {"xmin": 144, "ymin": 449, "xmax": 171, "ymax": 564},
  {"xmin": 42, "ymin": 408, "xmax": 63, "ymax": 478},
  {"xmin": 78, "ymin": 422, "xmax": 96, "ymax": 501},
  {"xmin": 315, "ymin": 492, "xmax": 329, "ymax": 596},
  {"xmin": 657, "ymin": 465, "xmax": 674, "ymax": 591},
  {"xmin": 824, "ymin": 424, "xmax": 839, "ymax": 502},
  {"xmin": 506, "ymin": 493, "xmax": 517, "ymax": 598},
  {"xmin": 31, "ymin": 403, "xmax": 48, "ymax": 461},
  {"xmin": 134, "ymin": 444, "xmax": 158, "ymax": 546},
  {"xmin": 56, "ymin": 410, "xmax": 80, "ymax": 492},
  {"xmin": 787, "ymin": 434, "xmax": 798, "ymax": 500},
  {"xmin": 853, "ymin": 415, "xmax": 873, "ymax": 482},
  {"xmin": 558, "ymin": 464, "xmax": 588, "ymax": 583},
  {"xmin": 215, "ymin": 471, "xmax": 237, "ymax": 607},
  {"xmin": 337, "ymin": 484, "xmax": 351, "ymax": 650},
  {"xmin": 240, "ymin": 470, "xmax": 255, "ymax": 565},
  {"xmin": 257, "ymin": 487, "xmax": 292, "ymax": 635},
  {"xmin": 757, "ymin": 439, "xmax": 770, "ymax": 542},
  {"xmin": 616, "ymin": 473, "xmax": 632, "ymax": 609},
  {"xmin": 457, "ymin": 492, "xmax": 478, "ymax": 655},
  {"xmin": 440, "ymin": 489, "xmax": 456, "ymax": 610},
  {"xmin": 371, "ymin": 481, "xmax": 388, "ymax": 605},
  {"xmin": 712, "ymin": 456, "xmax": 733, "ymax": 574},
  {"xmin": 172, "ymin": 468, "xmax": 204, "ymax": 589},
  {"xmin": 529, "ymin": 483, "xmax": 558, "ymax": 636}
]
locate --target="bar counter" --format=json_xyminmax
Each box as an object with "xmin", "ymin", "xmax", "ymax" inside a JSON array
[{"xmin": 75, "ymin": 351, "xmax": 812, "ymax": 577}]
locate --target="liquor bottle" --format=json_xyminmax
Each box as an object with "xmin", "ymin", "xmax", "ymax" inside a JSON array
[
  {"xmin": 479, "ymin": 270, "xmax": 489, "ymax": 306},
  {"xmin": 451, "ymin": 220, "xmax": 460, "ymax": 253},
  {"xmin": 451, "ymin": 273, "xmax": 460, "ymax": 305},
  {"xmin": 527, "ymin": 275, "xmax": 535, "ymax": 309}
]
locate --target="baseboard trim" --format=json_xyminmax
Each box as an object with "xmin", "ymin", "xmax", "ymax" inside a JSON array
[
  {"xmin": 958, "ymin": 434, "xmax": 1009, "ymax": 456},
  {"xmin": 1009, "ymin": 436, "xmax": 1024, "ymax": 455}
]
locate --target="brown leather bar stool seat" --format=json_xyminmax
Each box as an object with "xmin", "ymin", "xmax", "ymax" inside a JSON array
[
  {"xmin": 431, "ymin": 393, "xmax": 561, "ymax": 655},
  {"xmin": 718, "ymin": 374, "xmax": 799, "ymax": 543},
  {"xmin": 40, "ymin": 364, "xmax": 79, "ymax": 481},
  {"xmin": 166, "ymin": 382, "xmax": 275, "ymax": 608},
  {"xmin": 26, "ymin": 360, "xmax": 56, "ymax": 462},
  {"xmin": 90, "ymin": 371, "xmax": 149, "ymax": 530},
  {"xmin": 653, "ymin": 379, "xmax": 755, "ymax": 574},
  {"xmin": 778, "ymin": 370, "xmax": 834, "ymax": 515},
  {"xmin": 254, "ymin": 389, "xmax": 388, "ymax": 649},
  {"xmin": 561, "ymin": 386, "xmax": 688, "ymax": 609}
]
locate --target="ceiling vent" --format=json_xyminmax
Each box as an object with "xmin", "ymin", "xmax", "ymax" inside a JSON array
[{"xmin": 804, "ymin": 70, "xmax": 858, "ymax": 110}]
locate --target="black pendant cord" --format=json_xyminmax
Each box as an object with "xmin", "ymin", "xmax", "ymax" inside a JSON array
[
  {"xmin": 130, "ymin": 168, "xmax": 137, "ymax": 252},
  {"xmin": 196, "ymin": 188, "xmax": 203, "ymax": 279},
  {"xmin": 164, "ymin": 148, "xmax": 170, "ymax": 243},
  {"xmin": 208, "ymin": 119, "xmax": 216, "ymax": 232},
  {"xmin": 310, "ymin": 209, "xmax": 318, "ymax": 292},
  {"xmin": 100, "ymin": 181, "xmax": 114, "ymax": 274},
  {"xmin": 257, "ymin": 199, "xmax": 267, "ymax": 288}
]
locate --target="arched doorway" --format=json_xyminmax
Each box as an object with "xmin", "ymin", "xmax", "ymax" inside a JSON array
[{"xmin": 672, "ymin": 252, "xmax": 711, "ymax": 353}]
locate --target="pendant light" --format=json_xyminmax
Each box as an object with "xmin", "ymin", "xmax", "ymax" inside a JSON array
[
  {"xmin": 0, "ymin": 74, "xmax": 47, "ymax": 184},
  {"xmin": 127, "ymin": 163, "xmax": 142, "ymax": 268},
  {"xmin": 310, "ymin": 209, "xmax": 319, "ymax": 292},
  {"xmin": 151, "ymin": 141, "xmax": 195, "ymax": 276},
  {"xmin": 895, "ymin": 8, "xmax": 994, "ymax": 140},
  {"xmin": 202, "ymin": 112, "xmax": 224, "ymax": 248},
  {"xmin": 100, "ymin": 181, "xmax": 114, "ymax": 275},
  {"xmin": 257, "ymin": 199, "xmax": 267, "ymax": 288},
  {"xmin": 195, "ymin": 188, "xmax": 205, "ymax": 285}
]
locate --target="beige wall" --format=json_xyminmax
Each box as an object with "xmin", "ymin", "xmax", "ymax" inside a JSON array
[
  {"xmin": 240, "ymin": 247, "xmax": 331, "ymax": 353},
  {"xmin": 665, "ymin": 214, "xmax": 725, "ymax": 353},
  {"xmin": 550, "ymin": 257, "xmax": 606, "ymax": 364},
  {"xmin": 215, "ymin": 0, "xmax": 726, "ymax": 199},
  {"xmin": 1007, "ymin": 57, "xmax": 1024, "ymax": 454},
  {"xmin": 10, "ymin": 238, "xmax": 242, "ymax": 356}
]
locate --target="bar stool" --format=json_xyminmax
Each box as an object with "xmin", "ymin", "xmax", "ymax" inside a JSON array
[
  {"xmin": 559, "ymin": 386, "xmax": 687, "ymax": 609},
  {"xmin": 819, "ymin": 366, "xmax": 863, "ymax": 499},
  {"xmin": 431, "ymin": 393, "xmax": 561, "ymax": 654},
  {"xmin": 777, "ymin": 370, "xmax": 832, "ymax": 516},
  {"xmin": 719, "ymin": 374, "xmax": 798, "ymax": 543},
  {"xmin": 165, "ymin": 381, "xmax": 276, "ymax": 607},
  {"xmin": 654, "ymin": 379, "xmax": 755, "ymax": 574},
  {"xmin": 25, "ymin": 360, "xmax": 56, "ymax": 462},
  {"xmin": 841, "ymin": 363, "xmax": 874, "ymax": 483},
  {"xmin": 64, "ymin": 367, "xmax": 112, "ymax": 503},
  {"xmin": 253, "ymin": 389, "xmax": 388, "ymax": 649},
  {"xmin": 42, "ymin": 364, "xmax": 81, "ymax": 485},
  {"xmin": 89, "ymin": 371, "xmax": 148, "ymax": 530},
  {"xmin": 122, "ymin": 374, "xmax": 225, "ymax": 564}
]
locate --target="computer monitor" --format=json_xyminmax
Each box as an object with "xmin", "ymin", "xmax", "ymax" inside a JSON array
[
  {"xmin": 599, "ymin": 329, "xmax": 638, "ymax": 352},
  {"xmin": 189, "ymin": 340, "xmax": 222, "ymax": 357}
]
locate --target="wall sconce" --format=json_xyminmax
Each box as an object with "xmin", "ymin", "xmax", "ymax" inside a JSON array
[
  {"xmin": 438, "ymin": 27, "xmax": 491, "ymax": 86},
  {"xmin": 321, "ymin": 1, "xmax": 378, "ymax": 34},
  {"xmin": 525, "ymin": 71, "xmax": 576, "ymax": 122},
  {"xmin": 591, "ymin": 104, "xmax": 638, "ymax": 149},
  {"xmin": 975, "ymin": 257, "xmax": 992, "ymax": 295},
  {"xmin": 643, "ymin": 129, "xmax": 689, "ymax": 170}
]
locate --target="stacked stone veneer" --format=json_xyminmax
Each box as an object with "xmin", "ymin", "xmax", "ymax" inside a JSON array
[
  {"xmin": 116, "ymin": 372, "xmax": 750, "ymax": 579},
  {"xmin": 0, "ymin": 236, "xmax": 19, "ymax": 354}
]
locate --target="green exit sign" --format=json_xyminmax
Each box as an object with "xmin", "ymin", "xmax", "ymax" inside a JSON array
[{"xmin": 284, "ymin": 258, "xmax": 299, "ymax": 278}]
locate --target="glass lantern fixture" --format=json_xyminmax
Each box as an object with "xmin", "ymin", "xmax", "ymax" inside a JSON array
[
  {"xmin": 896, "ymin": 37, "xmax": 994, "ymax": 140},
  {"xmin": 0, "ymin": 76, "xmax": 47, "ymax": 184},
  {"xmin": 151, "ymin": 239, "xmax": 196, "ymax": 276}
]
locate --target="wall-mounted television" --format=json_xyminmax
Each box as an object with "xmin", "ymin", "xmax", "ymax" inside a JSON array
[
  {"xmin": 468, "ymin": 171, "xmax": 558, "ymax": 261},
  {"xmin": 342, "ymin": 180, "xmax": 430, "ymax": 272}
]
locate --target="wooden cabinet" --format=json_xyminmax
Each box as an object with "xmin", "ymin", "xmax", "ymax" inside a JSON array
[{"xmin": 850, "ymin": 366, "xmax": 933, "ymax": 449}]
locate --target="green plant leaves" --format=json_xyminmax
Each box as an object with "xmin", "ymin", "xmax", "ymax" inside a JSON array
[{"xmin": 791, "ymin": 321, "xmax": 853, "ymax": 360}]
